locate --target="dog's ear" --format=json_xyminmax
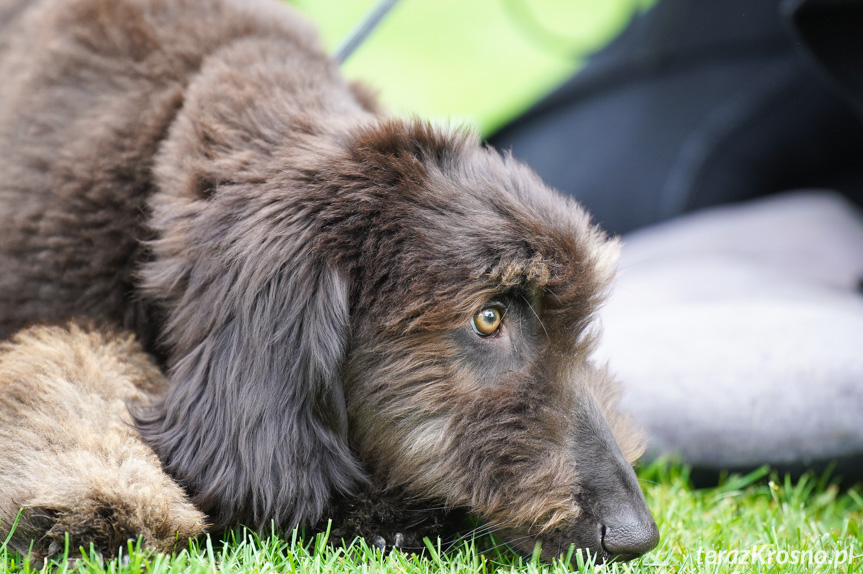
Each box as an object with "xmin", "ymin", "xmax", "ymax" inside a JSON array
[
  {"xmin": 347, "ymin": 118, "xmax": 473, "ymax": 189},
  {"xmin": 134, "ymin": 253, "xmax": 365, "ymax": 531}
]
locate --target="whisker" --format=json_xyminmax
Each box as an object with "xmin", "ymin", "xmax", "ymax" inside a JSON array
[
  {"xmin": 544, "ymin": 287, "xmax": 562, "ymax": 305},
  {"xmin": 385, "ymin": 522, "xmax": 507, "ymax": 554},
  {"xmin": 442, "ymin": 519, "xmax": 507, "ymax": 551},
  {"xmin": 443, "ymin": 529, "xmax": 491, "ymax": 550},
  {"xmin": 521, "ymin": 294, "xmax": 550, "ymax": 341},
  {"xmin": 401, "ymin": 504, "xmax": 466, "ymax": 513},
  {"xmin": 480, "ymin": 534, "xmax": 534, "ymax": 558}
]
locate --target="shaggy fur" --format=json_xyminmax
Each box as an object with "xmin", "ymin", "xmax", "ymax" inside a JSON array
[
  {"xmin": 0, "ymin": 324, "xmax": 205, "ymax": 561},
  {"xmin": 0, "ymin": 0, "xmax": 658, "ymax": 563}
]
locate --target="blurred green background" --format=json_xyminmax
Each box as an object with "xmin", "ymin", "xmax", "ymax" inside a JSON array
[{"xmin": 290, "ymin": 0, "xmax": 654, "ymax": 136}]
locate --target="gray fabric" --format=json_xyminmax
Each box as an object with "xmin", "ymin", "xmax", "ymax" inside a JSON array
[{"xmin": 596, "ymin": 191, "xmax": 863, "ymax": 472}]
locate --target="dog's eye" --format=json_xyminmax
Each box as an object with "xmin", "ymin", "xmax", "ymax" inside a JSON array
[{"xmin": 472, "ymin": 307, "xmax": 502, "ymax": 336}]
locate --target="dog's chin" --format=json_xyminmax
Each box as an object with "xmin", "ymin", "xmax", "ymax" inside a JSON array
[
  {"xmin": 501, "ymin": 513, "xmax": 659, "ymax": 566},
  {"xmin": 499, "ymin": 525, "xmax": 602, "ymax": 566},
  {"xmin": 500, "ymin": 517, "xmax": 642, "ymax": 567}
]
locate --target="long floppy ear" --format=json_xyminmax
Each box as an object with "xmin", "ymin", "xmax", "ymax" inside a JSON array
[{"xmin": 133, "ymin": 250, "xmax": 365, "ymax": 531}]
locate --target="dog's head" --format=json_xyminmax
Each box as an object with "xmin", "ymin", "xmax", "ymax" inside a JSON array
[
  {"xmin": 328, "ymin": 121, "xmax": 658, "ymax": 562},
  {"xmin": 139, "ymin": 107, "xmax": 657, "ymax": 563}
]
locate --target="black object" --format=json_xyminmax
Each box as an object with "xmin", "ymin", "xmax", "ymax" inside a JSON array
[
  {"xmin": 335, "ymin": 0, "xmax": 400, "ymax": 64},
  {"xmin": 490, "ymin": 0, "xmax": 863, "ymax": 235},
  {"xmin": 787, "ymin": 0, "xmax": 863, "ymax": 116}
]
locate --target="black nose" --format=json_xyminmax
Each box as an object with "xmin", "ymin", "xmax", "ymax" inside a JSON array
[{"xmin": 601, "ymin": 520, "xmax": 660, "ymax": 560}]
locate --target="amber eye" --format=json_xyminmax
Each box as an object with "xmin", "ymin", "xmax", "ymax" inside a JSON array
[{"xmin": 471, "ymin": 306, "xmax": 503, "ymax": 336}]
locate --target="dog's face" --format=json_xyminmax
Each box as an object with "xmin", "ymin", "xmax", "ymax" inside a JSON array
[
  {"xmin": 142, "ymin": 111, "xmax": 657, "ymax": 563},
  {"xmin": 331, "ymin": 122, "xmax": 659, "ymax": 562}
]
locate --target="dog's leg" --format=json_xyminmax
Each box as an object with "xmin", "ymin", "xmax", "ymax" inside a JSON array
[{"xmin": 322, "ymin": 485, "xmax": 463, "ymax": 553}]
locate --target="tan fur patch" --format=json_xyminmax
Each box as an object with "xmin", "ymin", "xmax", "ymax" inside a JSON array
[{"xmin": 0, "ymin": 324, "xmax": 206, "ymax": 561}]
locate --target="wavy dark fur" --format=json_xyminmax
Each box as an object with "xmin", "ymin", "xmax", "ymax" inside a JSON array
[{"xmin": 0, "ymin": 0, "xmax": 657, "ymax": 562}]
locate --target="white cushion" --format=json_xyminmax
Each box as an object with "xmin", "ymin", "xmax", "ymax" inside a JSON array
[{"xmin": 596, "ymin": 191, "xmax": 863, "ymax": 471}]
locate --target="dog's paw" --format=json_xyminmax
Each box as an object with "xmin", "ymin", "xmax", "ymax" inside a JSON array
[
  {"xmin": 12, "ymin": 491, "xmax": 203, "ymax": 562},
  {"xmin": 370, "ymin": 535, "xmax": 387, "ymax": 552},
  {"xmin": 369, "ymin": 531, "xmax": 408, "ymax": 552},
  {"xmin": 324, "ymin": 485, "xmax": 447, "ymax": 552}
]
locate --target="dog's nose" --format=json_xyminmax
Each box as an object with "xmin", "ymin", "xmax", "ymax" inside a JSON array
[{"xmin": 601, "ymin": 520, "xmax": 660, "ymax": 560}]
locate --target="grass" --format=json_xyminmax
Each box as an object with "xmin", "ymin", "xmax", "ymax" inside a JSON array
[{"xmin": 3, "ymin": 462, "xmax": 862, "ymax": 574}]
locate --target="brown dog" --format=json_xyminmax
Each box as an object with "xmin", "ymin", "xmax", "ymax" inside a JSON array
[
  {"xmin": 0, "ymin": 324, "xmax": 205, "ymax": 562},
  {"xmin": 0, "ymin": 0, "xmax": 658, "ymax": 563}
]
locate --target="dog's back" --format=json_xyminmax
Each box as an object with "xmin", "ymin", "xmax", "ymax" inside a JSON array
[{"xmin": 0, "ymin": 0, "xmax": 339, "ymax": 347}]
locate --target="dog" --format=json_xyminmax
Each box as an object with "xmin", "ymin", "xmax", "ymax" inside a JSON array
[
  {"xmin": 0, "ymin": 324, "xmax": 206, "ymax": 562},
  {"xmin": 0, "ymin": 0, "xmax": 659, "ymax": 563}
]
